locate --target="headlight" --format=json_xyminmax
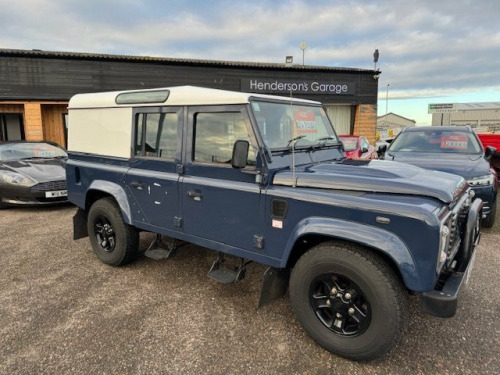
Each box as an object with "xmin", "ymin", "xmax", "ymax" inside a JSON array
[
  {"xmin": 0, "ymin": 171, "xmax": 35, "ymax": 186},
  {"xmin": 437, "ymin": 224, "xmax": 450, "ymax": 271},
  {"xmin": 467, "ymin": 174, "xmax": 495, "ymax": 186}
]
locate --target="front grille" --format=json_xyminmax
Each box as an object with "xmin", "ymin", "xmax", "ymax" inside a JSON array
[
  {"xmin": 445, "ymin": 195, "xmax": 469, "ymax": 257},
  {"xmin": 30, "ymin": 180, "xmax": 67, "ymax": 192}
]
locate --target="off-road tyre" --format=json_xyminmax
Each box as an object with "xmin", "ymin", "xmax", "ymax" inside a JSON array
[
  {"xmin": 289, "ymin": 241, "xmax": 408, "ymax": 361},
  {"xmin": 87, "ymin": 197, "xmax": 139, "ymax": 266},
  {"xmin": 482, "ymin": 200, "xmax": 496, "ymax": 228}
]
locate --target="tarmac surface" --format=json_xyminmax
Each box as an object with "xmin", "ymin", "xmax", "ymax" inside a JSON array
[{"xmin": 1, "ymin": 201, "xmax": 499, "ymax": 375}]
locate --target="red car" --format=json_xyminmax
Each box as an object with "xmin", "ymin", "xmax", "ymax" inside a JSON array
[
  {"xmin": 339, "ymin": 135, "xmax": 377, "ymax": 159},
  {"xmin": 477, "ymin": 133, "xmax": 500, "ymax": 173}
]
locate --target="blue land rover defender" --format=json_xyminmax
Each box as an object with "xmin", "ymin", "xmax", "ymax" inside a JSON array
[{"xmin": 66, "ymin": 86, "xmax": 482, "ymax": 361}]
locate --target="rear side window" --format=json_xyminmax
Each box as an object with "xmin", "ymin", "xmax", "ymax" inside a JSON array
[{"xmin": 135, "ymin": 112, "xmax": 178, "ymax": 159}]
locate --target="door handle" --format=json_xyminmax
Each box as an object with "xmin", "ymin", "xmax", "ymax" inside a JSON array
[
  {"xmin": 187, "ymin": 190, "xmax": 203, "ymax": 201},
  {"xmin": 130, "ymin": 181, "xmax": 144, "ymax": 190}
]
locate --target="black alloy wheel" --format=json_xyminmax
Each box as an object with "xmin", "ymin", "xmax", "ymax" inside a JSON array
[
  {"xmin": 310, "ymin": 273, "xmax": 371, "ymax": 337},
  {"xmin": 94, "ymin": 214, "xmax": 116, "ymax": 253}
]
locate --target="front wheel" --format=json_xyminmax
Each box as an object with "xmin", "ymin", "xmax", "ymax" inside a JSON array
[
  {"xmin": 481, "ymin": 200, "xmax": 496, "ymax": 228},
  {"xmin": 289, "ymin": 242, "xmax": 408, "ymax": 361},
  {"xmin": 87, "ymin": 197, "xmax": 139, "ymax": 266}
]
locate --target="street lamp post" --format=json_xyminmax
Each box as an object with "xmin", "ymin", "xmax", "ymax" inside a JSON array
[
  {"xmin": 385, "ymin": 84, "xmax": 390, "ymax": 130},
  {"xmin": 385, "ymin": 84, "xmax": 390, "ymax": 115},
  {"xmin": 299, "ymin": 42, "xmax": 307, "ymax": 65}
]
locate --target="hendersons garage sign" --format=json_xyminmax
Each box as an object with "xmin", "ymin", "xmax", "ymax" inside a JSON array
[{"xmin": 241, "ymin": 78, "xmax": 355, "ymax": 95}]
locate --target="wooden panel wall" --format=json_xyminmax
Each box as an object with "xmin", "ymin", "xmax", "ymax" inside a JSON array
[
  {"xmin": 353, "ymin": 104, "xmax": 377, "ymax": 144},
  {"xmin": 42, "ymin": 104, "xmax": 67, "ymax": 147},
  {"xmin": 0, "ymin": 103, "xmax": 24, "ymax": 113},
  {"xmin": 23, "ymin": 103, "xmax": 43, "ymax": 140}
]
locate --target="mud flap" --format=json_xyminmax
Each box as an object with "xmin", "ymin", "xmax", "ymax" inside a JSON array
[
  {"xmin": 257, "ymin": 267, "xmax": 290, "ymax": 309},
  {"xmin": 73, "ymin": 208, "xmax": 89, "ymax": 240}
]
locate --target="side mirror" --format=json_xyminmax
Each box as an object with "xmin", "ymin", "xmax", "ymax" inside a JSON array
[
  {"xmin": 232, "ymin": 140, "xmax": 249, "ymax": 169},
  {"xmin": 377, "ymin": 144, "xmax": 387, "ymax": 159},
  {"xmin": 485, "ymin": 146, "xmax": 496, "ymax": 161}
]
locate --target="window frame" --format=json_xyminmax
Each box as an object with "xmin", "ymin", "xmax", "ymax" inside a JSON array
[
  {"xmin": 187, "ymin": 105, "xmax": 259, "ymax": 168},
  {"xmin": 132, "ymin": 106, "xmax": 183, "ymax": 162}
]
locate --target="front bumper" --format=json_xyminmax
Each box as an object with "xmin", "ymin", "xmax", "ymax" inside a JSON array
[
  {"xmin": 0, "ymin": 180, "xmax": 67, "ymax": 207},
  {"xmin": 421, "ymin": 198, "xmax": 482, "ymax": 318}
]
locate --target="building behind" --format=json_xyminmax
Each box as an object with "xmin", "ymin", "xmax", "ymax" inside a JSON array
[
  {"xmin": 0, "ymin": 49, "xmax": 380, "ymax": 147},
  {"xmin": 429, "ymin": 102, "xmax": 500, "ymax": 132},
  {"xmin": 376, "ymin": 112, "xmax": 416, "ymax": 139}
]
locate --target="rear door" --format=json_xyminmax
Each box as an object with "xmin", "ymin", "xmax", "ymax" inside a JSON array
[{"xmin": 124, "ymin": 107, "xmax": 183, "ymax": 232}]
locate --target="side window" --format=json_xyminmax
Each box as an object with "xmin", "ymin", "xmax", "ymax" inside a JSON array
[
  {"xmin": 193, "ymin": 112, "xmax": 256, "ymax": 165},
  {"xmin": 361, "ymin": 137, "xmax": 369, "ymax": 150},
  {"xmin": 134, "ymin": 112, "xmax": 178, "ymax": 159}
]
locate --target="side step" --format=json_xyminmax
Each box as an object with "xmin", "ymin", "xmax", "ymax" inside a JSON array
[
  {"xmin": 208, "ymin": 252, "xmax": 249, "ymax": 283},
  {"xmin": 144, "ymin": 234, "xmax": 177, "ymax": 260}
]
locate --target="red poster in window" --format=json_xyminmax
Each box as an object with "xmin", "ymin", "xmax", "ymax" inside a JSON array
[
  {"xmin": 441, "ymin": 134, "xmax": 468, "ymax": 149},
  {"xmin": 294, "ymin": 110, "xmax": 317, "ymax": 134}
]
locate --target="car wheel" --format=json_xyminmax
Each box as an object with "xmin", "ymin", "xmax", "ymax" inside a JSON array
[
  {"xmin": 87, "ymin": 197, "xmax": 139, "ymax": 266},
  {"xmin": 289, "ymin": 241, "xmax": 408, "ymax": 361},
  {"xmin": 482, "ymin": 200, "xmax": 496, "ymax": 228}
]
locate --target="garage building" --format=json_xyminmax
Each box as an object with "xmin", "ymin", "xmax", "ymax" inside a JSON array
[
  {"xmin": 429, "ymin": 102, "xmax": 500, "ymax": 132},
  {"xmin": 0, "ymin": 48, "xmax": 380, "ymax": 147}
]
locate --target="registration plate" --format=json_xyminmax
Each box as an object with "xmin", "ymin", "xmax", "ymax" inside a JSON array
[{"xmin": 45, "ymin": 190, "xmax": 67, "ymax": 198}]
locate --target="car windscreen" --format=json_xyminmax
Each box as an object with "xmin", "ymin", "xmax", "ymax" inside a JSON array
[
  {"xmin": 250, "ymin": 100, "xmax": 338, "ymax": 150},
  {"xmin": 389, "ymin": 130, "xmax": 482, "ymax": 154},
  {"xmin": 339, "ymin": 137, "xmax": 358, "ymax": 151},
  {"xmin": 0, "ymin": 143, "xmax": 67, "ymax": 161}
]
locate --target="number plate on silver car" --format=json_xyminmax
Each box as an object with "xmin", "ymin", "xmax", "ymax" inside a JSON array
[{"xmin": 45, "ymin": 190, "xmax": 67, "ymax": 198}]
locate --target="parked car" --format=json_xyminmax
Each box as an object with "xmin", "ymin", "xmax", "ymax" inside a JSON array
[
  {"xmin": 477, "ymin": 132, "xmax": 500, "ymax": 173},
  {"xmin": 66, "ymin": 86, "xmax": 482, "ymax": 361},
  {"xmin": 339, "ymin": 135, "xmax": 377, "ymax": 159},
  {"xmin": 381, "ymin": 126, "xmax": 497, "ymax": 228},
  {"xmin": 0, "ymin": 141, "xmax": 68, "ymax": 208}
]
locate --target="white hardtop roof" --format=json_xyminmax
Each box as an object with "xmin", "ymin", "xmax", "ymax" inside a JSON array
[{"xmin": 68, "ymin": 85, "xmax": 320, "ymax": 109}]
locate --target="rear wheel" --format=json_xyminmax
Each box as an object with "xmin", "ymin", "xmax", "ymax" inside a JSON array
[
  {"xmin": 289, "ymin": 241, "xmax": 408, "ymax": 361},
  {"xmin": 87, "ymin": 197, "xmax": 139, "ymax": 266}
]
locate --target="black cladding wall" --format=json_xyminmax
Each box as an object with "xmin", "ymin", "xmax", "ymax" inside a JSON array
[{"xmin": 0, "ymin": 51, "xmax": 378, "ymax": 105}]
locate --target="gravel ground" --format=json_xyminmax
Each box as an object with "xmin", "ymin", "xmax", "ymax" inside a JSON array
[{"xmin": 0, "ymin": 201, "xmax": 499, "ymax": 375}]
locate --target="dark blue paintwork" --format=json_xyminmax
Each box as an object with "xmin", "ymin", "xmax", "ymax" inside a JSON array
[{"xmin": 66, "ymin": 103, "xmax": 481, "ymax": 300}]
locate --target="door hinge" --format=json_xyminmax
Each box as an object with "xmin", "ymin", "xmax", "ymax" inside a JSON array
[{"xmin": 253, "ymin": 235, "xmax": 264, "ymax": 250}]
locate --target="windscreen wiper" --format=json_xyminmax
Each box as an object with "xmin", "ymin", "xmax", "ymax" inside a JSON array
[
  {"xmin": 312, "ymin": 136, "xmax": 341, "ymax": 149},
  {"xmin": 287, "ymin": 135, "xmax": 306, "ymax": 147}
]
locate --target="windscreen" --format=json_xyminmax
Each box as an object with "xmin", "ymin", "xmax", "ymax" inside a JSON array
[
  {"xmin": 251, "ymin": 100, "xmax": 337, "ymax": 150},
  {"xmin": 389, "ymin": 130, "xmax": 482, "ymax": 154},
  {"xmin": 0, "ymin": 142, "xmax": 67, "ymax": 161}
]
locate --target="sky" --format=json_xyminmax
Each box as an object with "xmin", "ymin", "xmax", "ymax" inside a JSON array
[{"xmin": 1, "ymin": 0, "xmax": 499, "ymax": 125}]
